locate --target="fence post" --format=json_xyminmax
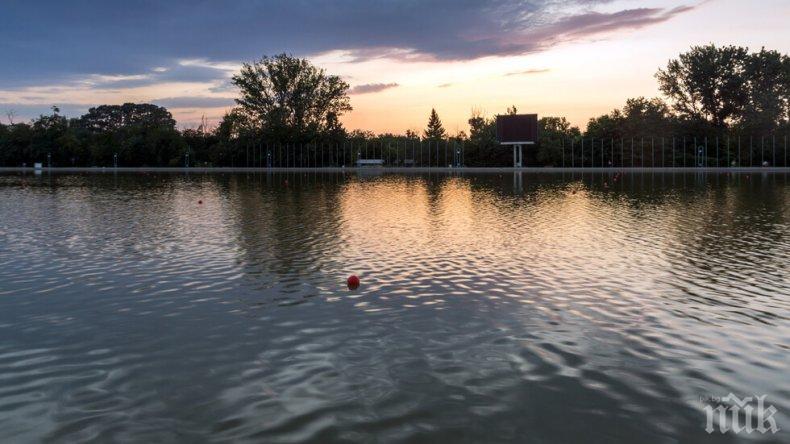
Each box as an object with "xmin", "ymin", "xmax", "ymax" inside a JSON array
[
  {"xmin": 762, "ymin": 136, "xmax": 767, "ymax": 165},
  {"xmin": 693, "ymin": 137, "xmax": 697, "ymax": 167},
  {"xmin": 561, "ymin": 138, "xmax": 565, "ymax": 168},
  {"xmin": 651, "ymin": 137, "xmax": 654, "ymax": 167},
  {"xmin": 641, "ymin": 137, "xmax": 645, "ymax": 167}
]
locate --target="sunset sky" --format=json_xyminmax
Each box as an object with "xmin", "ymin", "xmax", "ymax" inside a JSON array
[{"xmin": 1, "ymin": 0, "xmax": 788, "ymax": 134}]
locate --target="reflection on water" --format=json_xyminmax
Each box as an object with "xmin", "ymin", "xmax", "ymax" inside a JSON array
[{"xmin": 0, "ymin": 171, "xmax": 788, "ymax": 442}]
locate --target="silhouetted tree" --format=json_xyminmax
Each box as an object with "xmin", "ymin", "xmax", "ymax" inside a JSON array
[
  {"xmin": 464, "ymin": 109, "xmax": 502, "ymax": 166},
  {"xmin": 76, "ymin": 103, "xmax": 183, "ymax": 166},
  {"xmin": 30, "ymin": 106, "xmax": 71, "ymax": 166},
  {"xmin": 740, "ymin": 48, "xmax": 790, "ymax": 133},
  {"xmin": 587, "ymin": 97, "xmax": 674, "ymax": 140},
  {"xmin": 537, "ymin": 117, "xmax": 580, "ymax": 166},
  {"xmin": 79, "ymin": 103, "xmax": 176, "ymax": 132},
  {"xmin": 655, "ymin": 44, "xmax": 790, "ymax": 131},
  {"xmin": 231, "ymin": 53, "xmax": 351, "ymax": 141},
  {"xmin": 657, "ymin": 44, "xmax": 749, "ymax": 128},
  {"xmin": 423, "ymin": 108, "xmax": 446, "ymax": 140}
]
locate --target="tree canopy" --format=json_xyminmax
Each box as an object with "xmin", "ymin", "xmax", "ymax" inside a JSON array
[
  {"xmin": 1, "ymin": 45, "xmax": 788, "ymax": 168},
  {"xmin": 231, "ymin": 53, "xmax": 352, "ymax": 140},
  {"xmin": 423, "ymin": 108, "xmax": 446, "ymax": 140},
  {"xmin": 657, "ymin": 44, "xmax": 789, "ymax": 131},
  {"xmin": 79, "ymin": 103, "xmax": 176, "ymax": 132}
]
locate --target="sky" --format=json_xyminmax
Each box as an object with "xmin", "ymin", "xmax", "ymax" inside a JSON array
[{"xmin": 1, "ymin": 0, "xmax": 788, "ymax": 134}]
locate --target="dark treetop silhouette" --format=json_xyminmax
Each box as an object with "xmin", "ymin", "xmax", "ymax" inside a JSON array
[{"xmin": 1, "ymin": 46, "xmax": 788, "ymax": 167}]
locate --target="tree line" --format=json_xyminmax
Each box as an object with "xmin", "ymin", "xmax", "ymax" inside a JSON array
[{"xmin": 1, "ymin": 45, "xmax": 788, "ymax": 168}]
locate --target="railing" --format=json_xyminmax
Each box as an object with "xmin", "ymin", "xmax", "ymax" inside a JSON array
[
  {"xmin": 230, "ymin": 140, "xmax": 466, "ymax": 168},
  {"xmin": 550, "ymin": 135, "xmax": 789, "ymax": 168},
  {"xmin": 195, "ymin": 135, "xmax": 789, "ymax": 168}
]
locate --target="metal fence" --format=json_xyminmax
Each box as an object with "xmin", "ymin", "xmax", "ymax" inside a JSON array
[
  {"xmin": 208, "ymin": 135, "xmax": 789, "ymax": 168},
  {"xmin": 554, "ymin": 135, "xmax": 789, "ymax": 168},
  {"xmin": 225, "ymin": 140, "xmax": 465, "ymax": 168}
]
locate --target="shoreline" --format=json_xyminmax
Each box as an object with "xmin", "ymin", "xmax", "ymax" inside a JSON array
[{"xmin": 1, "ymin": 166, "xmax": 788, "ymax": 174}]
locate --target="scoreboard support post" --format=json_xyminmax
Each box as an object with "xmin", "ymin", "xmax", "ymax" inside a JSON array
[
  {"xmin": 513, "ymin": 144, "xmax": 523, "ymax": 168},
  {"xmin": 497, "ymin": 114, "xmax": 538, "ymax": 168}
]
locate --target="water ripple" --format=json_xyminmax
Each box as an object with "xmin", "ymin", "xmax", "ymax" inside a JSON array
[{"xmin": 0, "ymin": 171, "xmax": 787, "ymax": 442}]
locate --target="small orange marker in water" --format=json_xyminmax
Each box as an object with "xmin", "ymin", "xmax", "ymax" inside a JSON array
[{"xmin": 347, "ymin": 275, "xmax": 360, "ymax": 289}]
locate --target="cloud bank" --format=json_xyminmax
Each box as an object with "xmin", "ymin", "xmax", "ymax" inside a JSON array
[
  {"xmin": 349, "ymin": 83, "xmax": 399, "ymax": 95},
  {"xmin": 0, "ymin": 1, "xmax": 697, "ymax": 85}
]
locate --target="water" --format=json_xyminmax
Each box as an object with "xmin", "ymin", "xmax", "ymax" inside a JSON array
[{"xmin": 0, "ymin": 171, "xmax": 788, "ymax": 443}]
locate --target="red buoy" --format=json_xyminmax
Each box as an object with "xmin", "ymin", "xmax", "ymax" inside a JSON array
[
  {"xmin": 198, "ymin": 200, "xmax": 203, "ymax": 204},
  {"xmin": 347, "ymin": 275, "xmax": 360, "ymax": 289}
]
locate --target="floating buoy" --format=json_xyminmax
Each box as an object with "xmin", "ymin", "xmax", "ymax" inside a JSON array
[
  {"xmin": 198, "ymin": 200, "xmax": 203, "ymax": 204},
  {"xmin": 347, "ymin": 275, "xmax": 360, "ymax": 289}
]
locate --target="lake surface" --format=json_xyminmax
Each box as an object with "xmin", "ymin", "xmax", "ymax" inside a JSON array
[{"xmin": 0, "ymin": 171, "xmax": 788, "ymax": 443}]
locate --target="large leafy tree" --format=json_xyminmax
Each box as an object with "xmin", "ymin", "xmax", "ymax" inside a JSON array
[
  {"xmin": 78, "ymin": 103, "xmax": 182, "ymax": 166},
  {"xmin": 79, "ymin": 103, "xmax": 176, "ymax": 132},
  {"xmin": 464, "ymin": 109, "xmax": 504, "ymax": 166},
  {"xmin": 656, "ymin": 44, "xmax": 749, "ymax": 128},
  {"xmin": 537, "ymin": 117, "xmax": 581, "ymax": 166},
  {"xmin": 231, "ymin": 53, "xmax": 352, "ymax": 140},
  {"xmin": 741, "ymin": 48, "xmax": 790, "ymax": 132},
  {"xmin": 423, "ymin": 108, "xmax": 446, "ymax": 140},
  {"xmin": 31, "ymin": 106, "xmax": 70, "ymax": 165},
  {"xmin": 0, "ymin": 122, "xmax": 33, "ymax": 166},
  {"xmin": 586, "ymin": 97, "xmax": 673, "ymax": 140},
  {"xmin": 619, "ymin": 97, "xmax": 674, "ymax": 136}
]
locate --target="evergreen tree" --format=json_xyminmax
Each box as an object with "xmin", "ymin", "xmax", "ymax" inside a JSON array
[{"xmin": 423, "ymin": 108, "xmax": 446, "ymax": 140}]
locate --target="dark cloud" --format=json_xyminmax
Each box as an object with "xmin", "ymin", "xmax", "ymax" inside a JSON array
[
  {"xmin": 151, "ymin": 96, "xmax": 236, "ymax": 109},
  {"xmin": 349, "ymin": 83, "xmax": 399, "ymax": 95},
  {"xmin": 82, "ymin": 63, "xmax": 233, "ymax": 89},
  {"xmin": 0, "ymin": 103, "xmax": 91, "ymax": 122},
  {"xmin": 0, "ymin": 1, "xmax": 697, "ymax": 87},
  {"xmin": 505, "ymin": 69, "xmax": 550, "ymax": 76}
]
